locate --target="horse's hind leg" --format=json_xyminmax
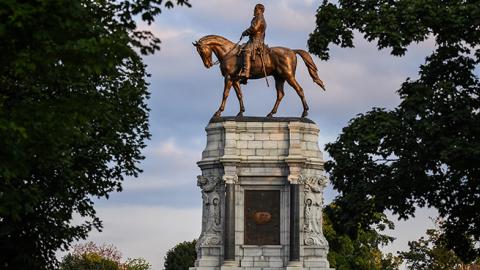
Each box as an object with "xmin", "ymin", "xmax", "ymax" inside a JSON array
[
  {"xmin": 214, "ymin": 77, "xmax": 233, "ymax": 117},
  {"xmin": 267, "ymin": 77, "xmax": 285, "ymax": 117},
  {"xmin": 232, "ymin": 81, "xmax": 245, "ymax": 117},
  {"xmin": 286, "ymin": 75, "xmax": 309, "ymax": 118}
]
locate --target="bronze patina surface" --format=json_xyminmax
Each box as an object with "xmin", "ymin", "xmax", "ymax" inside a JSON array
[
  {"xmin": 193, "ymin": 4, "xmax": 326, "ymax": 119},
  {"xmin": 244, "ymin": 190, "xmax": 280, "ymax": 245}
]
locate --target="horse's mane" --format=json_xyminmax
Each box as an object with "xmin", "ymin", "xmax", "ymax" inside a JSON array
[{"xmin": 198, "ymin": 35, "xmax": 234, "ymax": 46}]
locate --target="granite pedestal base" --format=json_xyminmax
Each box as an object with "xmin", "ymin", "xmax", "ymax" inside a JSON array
[{"xmin": 190, "ymin": 117, "xmax": 334, "ymax": 270}]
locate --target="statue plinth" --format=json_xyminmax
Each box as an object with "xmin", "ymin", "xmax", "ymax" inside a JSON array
[{"xmin": 190, "ymin": 117, "xmax": 334, "ymax": 270}]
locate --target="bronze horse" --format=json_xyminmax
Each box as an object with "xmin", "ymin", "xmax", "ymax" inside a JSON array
[{"xmin": 193, "ymin": 35, "xmax": 325, "ymax": 118}]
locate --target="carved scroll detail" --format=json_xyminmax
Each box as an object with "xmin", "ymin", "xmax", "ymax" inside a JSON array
[
  {"xmin": 300, "ymin": 174, "xmax": 328, "ymax": 246},
  {"xmin": 196, "ymin": 175, "xmax": 222, "ymax": 250}
]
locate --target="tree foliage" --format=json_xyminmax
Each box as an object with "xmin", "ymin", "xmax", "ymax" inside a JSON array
[
  {"xmin": 399, "ymin": 222, "xmax": 480, "ymax": 270},
  {"xmin": 324, "ymin": 204, "xmax": 402, "ymax": 270},
  {"xmin": 61, "ymin": 254, "xmax": 120, "ymax": 270},
  {"xmin": 164, "ymin": 240, "xmax": 197, "ymax": 270},
  {"xmin": 308, "ymin": 0, "xmax": 480, "ymax": 261},
  {"xmin": 59, "ymin": 242, "xmax": 151, "ymax": 270},
  {"xmin": 0, "ymin": 0, "xmax": 190, "ymax": 269}
]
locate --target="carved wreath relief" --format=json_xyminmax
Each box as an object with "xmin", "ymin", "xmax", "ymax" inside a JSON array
[
  {"xmin": 196, "ymin": 175, "xmax": 222, "ymax": 249},
  {"xmin": 300, "ymin": 174, "xmax": 328, "ymax": 246}
]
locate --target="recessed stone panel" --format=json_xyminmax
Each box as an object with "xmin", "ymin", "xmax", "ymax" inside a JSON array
[{"xmin": 244, "ymin": 190, "xmax": 280, "ymax": 245}]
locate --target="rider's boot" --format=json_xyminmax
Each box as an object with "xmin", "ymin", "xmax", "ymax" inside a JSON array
[{"xmin": 238, "ymin": 51, "xmax": 251, "ymax": 84}]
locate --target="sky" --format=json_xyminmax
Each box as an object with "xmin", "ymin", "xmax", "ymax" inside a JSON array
[{"xmin": 66, "ymin": 1, "xmax": 440, "ymax": 269}]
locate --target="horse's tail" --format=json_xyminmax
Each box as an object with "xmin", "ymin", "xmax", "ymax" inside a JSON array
[{"xmin": 294, "ymin": 49, "xmax": 326, "ymax": 91}]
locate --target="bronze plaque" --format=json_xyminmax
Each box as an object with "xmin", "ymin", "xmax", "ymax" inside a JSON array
[{"xmin": 244, "ymin": 190, "xmax": 280, "ymax": 245}]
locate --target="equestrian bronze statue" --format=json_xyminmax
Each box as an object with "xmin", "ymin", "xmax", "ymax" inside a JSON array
[{"xmin": 193, "ymin": 4, "xmax": 326, "ymax": 118}]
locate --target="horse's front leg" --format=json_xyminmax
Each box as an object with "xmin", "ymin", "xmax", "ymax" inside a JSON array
[{"xmin": 214, "ymin": 77, "xmax": 233, "ymax": 117}]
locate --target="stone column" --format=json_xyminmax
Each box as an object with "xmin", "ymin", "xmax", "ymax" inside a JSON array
[
  {"xmin": 289, "ymin": 183, "xmax": 300, "ymax": 262},
  {"xmin": 286, "ymin": 121, "xmax": 305, "ymax": 268},
  {"xmin": 223, "ymin": 182, "xmax": 235, "ymax": 263}
]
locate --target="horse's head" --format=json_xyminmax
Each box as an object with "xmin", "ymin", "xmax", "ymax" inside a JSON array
[{"xmin": 193, "ymin": 40, "xmax": 213, "ymax": 69}]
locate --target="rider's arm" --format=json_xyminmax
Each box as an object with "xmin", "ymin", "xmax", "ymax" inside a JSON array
[{"xmin": 242, "ymin": 16, "xmax": 261, "ymax": 36}]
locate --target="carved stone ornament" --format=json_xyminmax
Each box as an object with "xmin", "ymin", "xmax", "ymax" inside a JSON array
[
  {"xmin": 222, "ymin": 174, "xmax": 238, "ymax": 184},
  {"xmin": 196, "ymin": 175, "xmax": 222, "ymax": 250},
  {"xmin": 300, "ymin": 174, "xmax": 328, "ymax": 246}
]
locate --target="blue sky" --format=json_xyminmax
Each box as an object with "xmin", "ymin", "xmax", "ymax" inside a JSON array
[{"xmin": 67, "ymin": 1, "xmax": 440, "ymax": 269}]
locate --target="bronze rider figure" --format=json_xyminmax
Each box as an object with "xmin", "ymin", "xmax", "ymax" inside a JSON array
[{"xmin": 238, "ymin": 3, "xmax": 266, "ymax": 84}]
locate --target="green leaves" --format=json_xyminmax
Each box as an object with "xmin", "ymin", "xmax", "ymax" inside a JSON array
[
  {"xmin": 309, "ymin": 0, "xmax": 480, "ymax": 58},
  {"xmin": 324, "ymin": 203, "xmax": 402, "ymax": 270},
  {"xmin": 164, "ymin": 240, "xmax": 197, "ymax": 270},
  {"xmin": 398, "ymin": 223, "xmax": 479, "ymax": 269},
  {"xmin": 309, "ymin": 0, "xmax": 480, "ymax": 262},
  {"xmin": 0, "ymin": 0, "xmax": 190, "ymax": 269},
  {"xmin": 308, "ymin": 2, "xmax": 354, "ymax": 60}
]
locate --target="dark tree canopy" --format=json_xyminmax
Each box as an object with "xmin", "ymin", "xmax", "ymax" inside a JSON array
[
  {"xmin": 308, "ymin": 0, "xmax": 480, "ymax": 261},
  {"xmin": 164, "ymin": 240, "xmax": 197, "ymax": 270},
  {"xmin": 0, "ymin": 0, "xmax": 189, "ymax": 269}
]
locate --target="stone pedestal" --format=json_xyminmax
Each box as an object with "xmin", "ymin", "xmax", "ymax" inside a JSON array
[{"xmin": 190, "ymin": 117, "xmax": 333, "ymax": 270}]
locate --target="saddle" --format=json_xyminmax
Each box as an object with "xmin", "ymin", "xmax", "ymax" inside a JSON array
[{"xmin": 238, "ymin": 43, "xmax": 270, "ymax": 61}]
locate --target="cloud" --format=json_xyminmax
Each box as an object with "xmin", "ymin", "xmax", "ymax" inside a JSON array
[
  {"xmin": 120, "ymin": 138, "xmax": 201, "ymax": 191},
  {"xmin": 59, "ymin": 206, "xmax": 201, "ymax": 270},
  {"xmin": 268, "ymin": 0, "xmax": 317, "ymax": 32},
  {"xmin": 152, "ymin": 137, "xmax": 199, "ymax": 159}
]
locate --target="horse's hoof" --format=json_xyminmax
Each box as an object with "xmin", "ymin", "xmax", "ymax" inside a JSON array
[
  {"xmin": 266, "ymin": 113, "xmax": 274, "ymax": 118},
  {"xmin": 236, "ymin": 112, "xmax": 244, "ymax": 117},
  {"xmin": 301, "ymin": 111, "xmax": 308, "ymax": 118},
  {"xmin": 213, "ymin": 111, "xmax": 221, "ymax": 118}
]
